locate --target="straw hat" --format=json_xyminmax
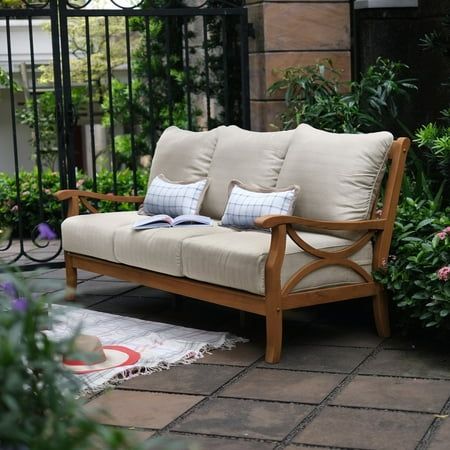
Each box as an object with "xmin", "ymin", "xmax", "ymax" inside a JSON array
[{"xmin": 63, "ymin": 335, "xmax": 140, "ymax": 374}]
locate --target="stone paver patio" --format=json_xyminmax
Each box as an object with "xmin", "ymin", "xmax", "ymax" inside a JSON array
[{"xmin": 26, "ymin": 263, "xmax": 450, "ymax": 450}]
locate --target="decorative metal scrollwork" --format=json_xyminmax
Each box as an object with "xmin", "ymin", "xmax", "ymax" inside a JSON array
[{"xmin": 0, "ymin": 224, "xmax": 62, "ymax": 265}]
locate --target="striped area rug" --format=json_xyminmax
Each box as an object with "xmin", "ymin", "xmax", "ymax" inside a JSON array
[{"xmin": 48, "ymin": 305, "xmax": 246, "ymax": 393}]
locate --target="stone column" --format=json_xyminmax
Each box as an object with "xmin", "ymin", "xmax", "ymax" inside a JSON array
[{"xmin": 247, "ymin": 0, "xmax": 351, "ymax": 131}]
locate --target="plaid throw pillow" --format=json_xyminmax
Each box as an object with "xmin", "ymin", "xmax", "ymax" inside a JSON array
[
  {"xmin": 221, "ymin": 180, "xmax": 300, "ymax": 229},
  {"xmin": 143, "ymin": 174, "xmax": 209, "ymax": 217}
]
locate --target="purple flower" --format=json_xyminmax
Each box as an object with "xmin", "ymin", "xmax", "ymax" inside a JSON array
[
  {"xmin": 37, "ymin": 223, "xmax": 57, "ymax": 241},
  {"xmin": 0, "ymin": 281, "xmax": 17, "ymax": 299},
  {"xmin": 11, "ymin": 297, "xmax": 28, "ymax": 312},
  {"xmin": 437, "ymin": 231, "xmax": 447, "ymax": 240}
]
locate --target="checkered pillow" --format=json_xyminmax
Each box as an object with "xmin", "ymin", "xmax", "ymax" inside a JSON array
[
  {"xmin": 221, "ymin": 180, "xmax": 300, "ymax": 229},
  {"xmin": 143, "ymin": 174, "xmax": 209, "ymax": 217}
]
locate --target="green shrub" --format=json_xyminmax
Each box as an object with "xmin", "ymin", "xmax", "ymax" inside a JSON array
[
  {"xmin": 268, "ymin": 57, "xmax": 416, "ymax": 133},
  {"xmin": 374, "ymin": 197, "xmax": 450, "ymax": 331},
  {"xmin": 0, "ymin": 170, "xmax": 62, "ymax": 237},
  {"xmin": 414, "ymin": 116, "xmax": 450, "ymax": 206},
  {"xmin": 0, "ymin": 168, "xmax": 148, "ymax": 237}
]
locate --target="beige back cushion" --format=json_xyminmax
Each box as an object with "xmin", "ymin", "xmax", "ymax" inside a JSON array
[
  {"xmin": 149, "ymin": 126, "xmax": 220, "ymax": 185},
  {"xmin": 201, "ymin": 126, "xmax": 295, "ymax": 219},
  {"xmin": 276, "ymin": 124, "xmax": 393, "ymax": 238}
]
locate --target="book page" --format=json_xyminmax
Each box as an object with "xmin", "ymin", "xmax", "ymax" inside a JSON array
[
  {"xmin": 172, "ymin": 214, "xmax": 212, "ymax": 226},
  {"xmin": 132, "ymin": 214, "xmax": 173, "ymax": 229}
]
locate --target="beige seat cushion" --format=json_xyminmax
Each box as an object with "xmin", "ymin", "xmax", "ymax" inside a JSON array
[
  {"xmin": 62, "ymin": 211, "xmax": 140, "ymax": 262},
  {"xmin": 181, "ymin": 229, "xmax": 373, "ymax": 295},
  {"xmin": 114, "ymin": 222, "xmax": 234, "ymax": 276},
  {"xmin": 148, "ymin": 126, "xmax": 221, "ymax": 185},
  {"xmin": 277, "ymin": 124, "xmax": 393, "ymax": 238},
  {"xmin": 201, "ymin": 126, "xmax": 295, "ymax": 219}
]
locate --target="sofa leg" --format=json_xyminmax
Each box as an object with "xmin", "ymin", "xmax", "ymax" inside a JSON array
[
  {"xmin": 373, "ymin": 286, "xmax": 391, "ymax": 338},
  {"xmin": 265, "ymin": 308, "xmax": 283, "ymax": 364},
  {"xmin": 64, "ymin": 253, "xmax": 77, "ymax": 301}
]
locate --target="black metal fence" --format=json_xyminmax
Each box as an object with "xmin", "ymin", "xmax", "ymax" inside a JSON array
[{"xmin": 0, "ymin": 0, "xmax": 250, "ymax": 268}]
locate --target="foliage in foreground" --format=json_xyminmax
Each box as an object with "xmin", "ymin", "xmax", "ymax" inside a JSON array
[{"xmin": 0, "ymin": 267, "xmax": 142, "ymax": 449}]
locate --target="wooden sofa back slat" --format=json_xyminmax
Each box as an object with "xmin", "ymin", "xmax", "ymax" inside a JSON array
[{"xmin": 373, "ymin": 137, "xmax": 410, "ymax": 270}]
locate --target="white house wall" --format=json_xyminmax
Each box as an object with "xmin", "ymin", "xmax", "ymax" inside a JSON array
[
  {"xmin": 0, "ymin": 19, "xmax": 53, "ymax": 71},
  {"xmin": 0, "ymin": 19, "xmax": 52, "ymax": 174},
  {"xmin": 0, "ymin": 88, "xmax": 35, "ymax": 173}
]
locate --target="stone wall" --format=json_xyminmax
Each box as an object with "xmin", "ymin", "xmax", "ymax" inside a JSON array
[{"xmin": 247, "ymin": 0, "xmax": 351, "ymax": 131}]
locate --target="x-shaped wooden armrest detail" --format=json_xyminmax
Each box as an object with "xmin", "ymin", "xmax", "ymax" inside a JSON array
[{"xmin": 255, "ymin": 215, "xmax": 386, "ymax": 296}]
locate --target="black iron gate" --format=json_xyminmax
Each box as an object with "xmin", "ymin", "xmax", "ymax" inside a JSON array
[{"xmin": 0, "ymin": 0, "xmax": 250, "ymax": 268}]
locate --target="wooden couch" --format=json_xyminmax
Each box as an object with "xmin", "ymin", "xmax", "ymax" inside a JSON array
[{"xmin": 56, "ymin": 124, "xmax": 410, "ymax": 363}]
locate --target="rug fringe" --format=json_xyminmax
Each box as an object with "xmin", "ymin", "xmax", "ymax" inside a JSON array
[{"xmin": 81, "ymin": 335, "xmax": 248, "ymax": 395}]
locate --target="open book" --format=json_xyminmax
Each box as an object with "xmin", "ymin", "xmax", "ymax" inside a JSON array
[{"xmin": 132, "ymin": 214, "xmax": 213, "ymax": 230}]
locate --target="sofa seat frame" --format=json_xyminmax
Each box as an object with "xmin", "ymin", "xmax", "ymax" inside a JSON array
[{"xmin": 56, "ymin": 137, "xmax": 410, "ymax": 364}]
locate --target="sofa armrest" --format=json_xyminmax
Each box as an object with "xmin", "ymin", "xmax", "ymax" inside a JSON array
[
  {"xmin": 257, "ymin": 215, "xmax": 384, "ymax": 297},
  {"xmin": 54, "ymin": 190, "xmax": 145, "ymax": 217},
  {"xmin": 255, "ymin": 215, "xmax": 386, "ymax": 231}
]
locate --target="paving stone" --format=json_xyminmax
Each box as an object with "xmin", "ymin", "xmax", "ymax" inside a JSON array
[
  {"xmin": 125, "ymin": 286, "xmax": 177, "ymax": 298},
  {"xmin": 331, "ymin": 375, "xmax": 450, "ymax": 413},
  {"xmin": 27, "ymin": 278, "xmax": 66, "ymax": 294},
  {"xmin": 131, "ymin": 297, "xmax": 236, "ymax": 331},
  {"xmin": 22, "ymin": 268, "xmax": 60, "ymax": 278},
  {"xmin": 360, "ymin": 349, "xmax": 450, "ymax": 379},
  {"xmin": 258, "ymin": 345, "xmax": 371, "ymax": 373},
  {"xmin": 294, "ymin": 406, "xmax": 434, "ymax": 449},
  {"xmin": 155, "ymin": 433, "xmax": 274, "ymax": 450},
  {"xmin": 56, "ymin": 294, "xmax": 110, "ymax": 308},
  {"xmin": 173, "ymin": 397, "xmax": 312, "ymax": 440},
  {"xmin": 294, "ymin": 322, "xmax": 383, "ymax": 348},
  {"xmin": 86, "ymin": 390, "xmax": 203, "ymax": 429},
  {"xmin": 77, "ymin": 280, "xmax": 139, "ymax": 296},
  {"xmin": 120, "ymin": 364, "xmax": 242, "ymax": 395},
  {"xmin": 123, "ymin": 429, "xmax": 155, "ymax": 443},
  {"xmin": 381, "ymin": 336, "xmax": 422, "ymax": 350},
  {"xmin": 28, "ymin": 268, "xmax": 98, "ymax": 280},
  {"xmin": 197, "ymin": 342, "xmax": 264, "ymax": 366},
  {"xmin": 93, "ymin": 274, "xmax": 133, "ymax": 282},
  {"xmin": 91, "ymin": 295, "xmax": 171, "ymax": 318},
  {"xmin": 96, "ymin": 429, "xmax": 154, "ymax": 449},
  {"xmin": 428, "ymin": 418, "xmax": 450, "ymax": 450},
  {"xmin": 284, "ymin": 446, "xmax": 324, "ymax": 450},
  {"xmin": 221, "ymin": 368, "xmax": 343, "ymax": 404},
  {"xmin": 283, "ymin": 308, "xmax": 320, "ymax": 324}
]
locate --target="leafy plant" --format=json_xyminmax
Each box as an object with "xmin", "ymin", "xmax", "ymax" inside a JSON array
[
  {"xmin": 374, "ymin": 197, "xmax": 450, "ymax": 331},
  {"xmin": 0, "ymin": 168, "xmax": 148, "ymax": 236},
  {"xmin": 0, "ymin": 0, "xmax": 24, "ymax": 8},
  {"xmin": 415, "ymin": 122, "xmax": 450, "ymax": 188},
  {"xmin": 0, "ymin": 67, "xmax": 21, "ymax": 92},
  {"xmin": 0, "ymin": 253, "xmax": 145, "ymax": 449},
  {"xmin": 16, "ymin": 89, "xmax": 86, "ymax": 171},
  {"xmin": 268, "ymin": 58, "xmax": 417, "ymax": 134}
]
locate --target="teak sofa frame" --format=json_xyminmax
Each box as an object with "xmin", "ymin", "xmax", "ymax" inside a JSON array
[{"xmin": 56, "ymin": 137, "xmax": 410, "ymax": 363}]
